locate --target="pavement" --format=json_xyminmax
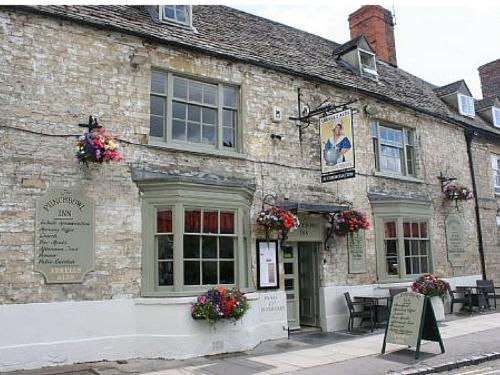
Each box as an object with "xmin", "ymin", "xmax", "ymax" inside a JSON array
[{"xmin": 4, "ymin": 311, "xmax": 500, "ymax": 375}]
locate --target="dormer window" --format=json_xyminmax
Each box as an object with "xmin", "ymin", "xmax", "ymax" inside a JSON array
[
  {"xmin": 160, "ymin": 5, "xmax": 191, "ymax": 26},
  {"xmin": 493, "ymin": 107, "xmax": 500, "ymax": 128},
  {"xmin": 359, "ymin": 49, "xmax": 378, "ymax": 79},
  {"xmin": 457, "ymin": 93, "xmax": 475, "ymax": 117}
]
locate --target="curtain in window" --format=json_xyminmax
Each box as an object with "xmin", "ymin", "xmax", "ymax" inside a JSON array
[
  {"xmin": 157, "ymin": 209, "xmax": 172, "ymax": 233},
  {"xmin": 203, "ymin": 211, "xmax": 218, "ymax": 233},
  {"xmin": 220, "ymin": 212, "xmax": 234, "ymax": 234},
  {"xmin": 185, "ymin": 210, "xmax": 201, "ymax": 232}
]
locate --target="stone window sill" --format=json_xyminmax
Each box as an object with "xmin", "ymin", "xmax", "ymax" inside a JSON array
[
  {"xmin": 373, "ymin": 171, "xmax": 424, "ymax": 184},
  {"xmin": 148, "ymin": 139, "xmax": 248, "ymax": 160}
]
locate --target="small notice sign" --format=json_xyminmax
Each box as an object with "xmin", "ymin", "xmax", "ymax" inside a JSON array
[
  {"xmin": 382, "ymin": 292, "xmax": 444, "ymax": 359},
  {"xmin": 445, "ymin": 215, "xmax": 465, "ymax": 267},
  {"xmin": 348, "ymin": 231, "xmax": 367, "ymax": 274},
  {"xmin": 256, "ymin": 240, "xmax": 279, "ymax": 289},
  {"xmin": 35, "ymin": 188, "xmax": 94, "ymax": 283}
]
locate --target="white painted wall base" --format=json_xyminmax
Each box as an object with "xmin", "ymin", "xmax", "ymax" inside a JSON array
[
  {"xmin": 319, "ymin": 275, "xmax": 481, "ymax": 332},
  {"xmin": 0, "ymin": 291, "xmax": 287, "ymax": 372}
]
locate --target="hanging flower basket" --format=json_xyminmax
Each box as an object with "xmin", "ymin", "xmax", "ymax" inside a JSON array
[
  {"xmin": 191, "ymin": 287, "xmax": 249, "ymax": 326},
  {"xmin": 443, "ymin": 182, "xmax": 473, "ymax": 201},
  {"xmin": 332, "ymin": 209, "xmax": 369, "ymax": 237},
  {"xmin": 76, "ymin": 127, "xmax": 123, "ymax": 164},
  {"xmin": 256, "ymin": 206, "xmax": 300, "ymax": 242}
]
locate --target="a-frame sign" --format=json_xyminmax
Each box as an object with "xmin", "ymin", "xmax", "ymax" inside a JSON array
[{"xmin": 381, "ymin": 292, "xmax": 445, "ymax": 359}]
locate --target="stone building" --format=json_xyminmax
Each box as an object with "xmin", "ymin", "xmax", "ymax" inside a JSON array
[{"xmin": 0, "ymin": 5, "xmax": 499, "ymax": 371}]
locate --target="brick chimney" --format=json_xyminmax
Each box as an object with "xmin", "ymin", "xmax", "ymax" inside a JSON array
[
  {"xmin": 348, "ymin": 5, "xmax": 397, "ymax": 67},
  {"xmin": 478, "ymin": 59, "xmax": 500, "ymax": 98}
]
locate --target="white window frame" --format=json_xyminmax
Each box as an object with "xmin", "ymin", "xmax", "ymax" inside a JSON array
[
  {"xmin": 358, "ymin": 48, "xmax": 378, "ymax": 80},
  {"xmin": 492, "ymin": 107, "xmax": 500, "ymax": 128},
  {"xmin": 159, "ymin": 5, "xmax": 192, "ymax": 27},
  {"xmin": 371, "ymin": 121, "xmax": 416, "ymax": 177},
  {"xmin": 457, "ymin": 93, "xmax": 475, "ymax": 117},
  {"xmin": 492, "ymin": 154, "xmax": 500, "ymax": 195},
  {"xmin": 150, "ymin": 70, "xmax": 241, "ymax": 154}
]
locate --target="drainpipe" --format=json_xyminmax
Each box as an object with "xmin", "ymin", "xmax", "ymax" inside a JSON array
[{"xmin": 464, "ymin": 130, "xmax": 487, "ymax": 280}]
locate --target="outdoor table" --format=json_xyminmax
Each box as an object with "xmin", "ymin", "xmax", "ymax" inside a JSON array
[
  {"xmin": 455, "ymin": 286, "xmax": 487, "ymax": 311},
  {"xmin": 354, "ymin": 295, "xmax": 391, "ymax": 326}
]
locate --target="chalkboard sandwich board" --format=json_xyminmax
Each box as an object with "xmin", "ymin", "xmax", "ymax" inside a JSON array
[{"xmin": 381, "ymin": 292, "xmax": 444, "ymax": 359}]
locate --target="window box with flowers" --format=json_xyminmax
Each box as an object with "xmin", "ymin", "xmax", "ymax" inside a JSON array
[{"xmin": 191, "ymin": 287, "xmax": 249, "ymax": 326}]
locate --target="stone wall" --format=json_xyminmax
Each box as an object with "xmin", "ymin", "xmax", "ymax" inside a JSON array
[{"xmin": 0, "ymin": 8, "xmax": 483, "ymax": 304}]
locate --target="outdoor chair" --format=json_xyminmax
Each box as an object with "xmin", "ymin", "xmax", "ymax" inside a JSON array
[
  {"xmin": 389, "ymin": 288, "xmax": 407, "ymax": 297},
  {"xmin": 476, "ymin": 280, "xmax": 497, "ymax": 310},
  {"xmin": 449, "ymin": 286, "xmax": 473, "ymax": 313},
  {"xmin": 344, "ymin": 292, "xmax": 376, "ymax": 333}
]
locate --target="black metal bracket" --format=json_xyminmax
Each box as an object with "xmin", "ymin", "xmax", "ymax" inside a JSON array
[
  {"xmin": 437, "ymin": 171, "xmax": 456, "ymax": 192},
  {"xmin": 289, "ymin": 88, "xmax": 358, "ymax": 144},
  {"xmin": 78, "ymin": 115, "xmax": 102, "ymax": 132}
]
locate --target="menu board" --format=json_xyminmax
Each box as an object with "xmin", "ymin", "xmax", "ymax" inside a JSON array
[
  {"xmin": 348, "ymin": 231, "xmax": 367, "ymax": 274},
  {"xmin": 382, "ymin": 292, "xmax": 444, "ymax": 359},
  {"xmin": 256, "ymin": 240, "xmax": 279, "ymax": 289},
  {"xmin": 35, "ymin": 188, "xmax": 94, "ymax": 283}
]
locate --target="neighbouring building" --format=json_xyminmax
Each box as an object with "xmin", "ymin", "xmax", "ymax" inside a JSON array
[{"xmin": 0, "ymin": 5, "xmax": 499, "ymax": 371}]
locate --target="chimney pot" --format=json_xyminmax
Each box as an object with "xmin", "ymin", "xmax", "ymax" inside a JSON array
[{"xmin": 348, "ymin": 5, "xmax": 397, "ymax": 67}]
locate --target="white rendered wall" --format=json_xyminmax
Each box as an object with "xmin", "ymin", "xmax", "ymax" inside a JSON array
[
  {"xmin": 0, "ymin": 291, "xmax": 287, "ymax": 372},
  {"xmin": 319, "ymin": 275, "xmax": 481, "ymax": 332}
]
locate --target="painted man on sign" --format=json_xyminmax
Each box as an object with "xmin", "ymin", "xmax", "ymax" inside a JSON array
[{"xmin": 320, "ymin": 109, "xmax": 355, "ymax": 177}]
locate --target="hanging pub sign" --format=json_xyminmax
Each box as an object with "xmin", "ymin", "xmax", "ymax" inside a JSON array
[{"xmin": 319, "ymin": 109, "xmax": 355, "ymax": 182}]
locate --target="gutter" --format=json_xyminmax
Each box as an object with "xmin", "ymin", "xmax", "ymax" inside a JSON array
[
  {"xmin": 465, "ymin": 130, "xmax": 487, "ymax": 280},
  {"xmin": 8, "ymin": 6, "xmax": 500, "ymax": 141}
]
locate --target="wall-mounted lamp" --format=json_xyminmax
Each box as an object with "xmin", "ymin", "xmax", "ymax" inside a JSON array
[
  {"xmin": 129, "ymin": 53, "xmax": 148, "ymax": 67},
  {"xmin": 270, "ymin": 134, "xmax": 285, "ymax": 141}
]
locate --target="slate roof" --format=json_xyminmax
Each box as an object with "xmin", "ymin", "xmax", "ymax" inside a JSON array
[
  {"xmin": 434, "ymin": 80, "xmax": 467, "ymax": 97},
  {"xmin": 9, "ymin": 5, "xmax": 500, "ymax": 138},
  {"xmin": 476, "ymin": 96, "xmax": 500, "ymax": 111},
  {"xmin": 333, "ymin": 35, "xmax": 365, "ymax": 56}
]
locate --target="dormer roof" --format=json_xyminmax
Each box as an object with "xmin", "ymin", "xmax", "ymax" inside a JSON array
[
  {"xmin": 333, "ymin": 35, "xmax": 373, "ymax": 57},
  {"xmin": 476, "ymin": 96, "xmax": 500, "ymax": 111},
  {"xmin": 434, "ymin": 80, "xmax": 472, "ymax": 97}
]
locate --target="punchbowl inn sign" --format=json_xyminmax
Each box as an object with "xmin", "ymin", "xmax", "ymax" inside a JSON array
[{"xmin": 35, "ymin": 188, "xmax": 94, "ymax": 283}]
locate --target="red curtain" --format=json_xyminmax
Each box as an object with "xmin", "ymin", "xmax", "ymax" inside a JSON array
[
  {"xmin": 220, "ymin": 212, "xmax": 234, "ymax": 234},
  {"xmin": 384, "ymin": 222, "xmax": 396, "ymax": 238},
  {"xmin": 185, "ymin": 210, "xmax": 201, "ymax": 232},
  {"xmin": 157, "ymin": 209, "xmax": 172, "ymax": 233},
  {"xmin": 203, "ymin": 211, "xmax": 218, "ymax": 233}
]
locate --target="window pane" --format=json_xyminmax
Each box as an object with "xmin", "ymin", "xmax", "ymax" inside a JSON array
[
  {"xmin": 188, "ymin": 104, "xmax": 201, "ymax": 122},
  {"xmin": 219, "ymin": 261, "xmax": 234, "ymax": 284},
  {"xmin": 406, "ymin": 146, "xmax": 415, "ymax": 175},
  {"xmin": 151, "ymin": 71, "xmax": 166, "ymax": 94},
  {"xmin": 420, "ymin": 223, "xmax": 427, "ymax": 238},
  {"xmin": 175, "ymin": 5, "xmax": 187, "ymax": 23},
  {"xmin": 173, "ymin": 78, "xmax": 188, "ymax": 99},
  {"xmin": 412, "ymin": 223, "xmax": 419, "ymax": 237},
  {"xmin": 189, "ymin": 81, "xmax": 203, "ymax": 102},
  {"xmin": 202, "ymin": 125, "xmax": 216, "ymax": 145},
  {"xmin": 202, "ymin": 261, "xmax": 217, "ymax": 284},
  {"xmin": 202, "ymin": 236, "xmax": 217, "ymax": 258},
  {"xmin": 384, "ymin": 222, "xmax": 396, "ymax": 238},
  {"xmin": 183, "ymin": 235, "xmax": 200, "ymax": 258},
  {"xmin": 220, "ymin": 212, "xmax": 234, "ymax": 234},
  {"xmin": 157, "ymin": 209, "xmax": 172, "ymax": 233},
  {"xmin": 223, "ymin": 128, "xmax": 234, "ymax": 148},
  {"xmin": 187, "ymin": 122, "xmax": 201, "ymax": 143},
  {"xmin": 285, "ymin": 279, "xmax": 294, "ymax": 290},
  {"xmin": 223, "ymin": 86, "xmax": 238, "ymax": 108},
  {"xmin": 411, "ymin": 258, "xmax": 420, "ymax": 274},
  {"xmin": 284, "ymin": 263, "xmax": 293, "ymax": 274},
  {"xmin": 403, "ymin": 222, "xmax": 411, "ymax": 237},
  {"xmin": 150, "ymin": 115, "xmax": 164, "ymax": 138},
  {"xmin": 223, "ymin": 109, "xmax": 236, "ymax": 128},
  {"xmin": 158, "ymin": 261, "xmax": 173, "ymax": 286},
  {"xmin": 203, "ymin": 84, "xmax": 217, "ymax": 105},
  {"xmin": 404, "ymin": 240, "xmax": 410, "ymax": 256},
  {"xmin": 421, "ymin": 257, "xmax": 429, "ymax": 273},
  {"xmin": 219, "ymin": 237, "xmax": 234, "ymax": 258},
  {"xmin": 163, "ymin": 5, "xmax": 175, "ymax": 19},
  {"xmin": 405, "ymin": 129, "xmax": 414, "ymax": 145},
  {"xmin": 184, "ymin": 261, "xmax": 200, "ymax": 285},
  {"xmin": 172, "ymin": 120, "xmax": 186, "ymax": 141},
  {"xmin": 405, "ymin": 257, "xmax": 412, "ymax": 275},
  {"xmin": 150, "ymin": 96, "xmax": 164, "ymax": 116},
  {"xmin": 202, "ymin": 107, "xmax": 217, "ymax": 125},
  {"xmin": 172, "ymin": 102, "xmax": 186, "ymax": 119},
  {"xmin": 185, "ymin": 210, "xmax": 201, "ymax": 232},
  {"xmin": 385, "ymin": 239, "xmax": 397, "ymax": 256},
  {"xmin": 203, "ymin": 211, "xmax": 218, "ymax": 233},
  {"xmin": 387, "ymin": 257, "xmax": 398, "ymax": 275},
  {"xmin": 158, "ymin": 235, "xmax": 173, "ymax": 259},
  {"xmin": 419, "ymin": 240, "xmax": 428, "ymax": 256}
]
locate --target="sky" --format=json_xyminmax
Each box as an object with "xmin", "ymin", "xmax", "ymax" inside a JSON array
[{"xmin": 232, "ymin": 2, "xmax": 500, "ymax": 99}]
